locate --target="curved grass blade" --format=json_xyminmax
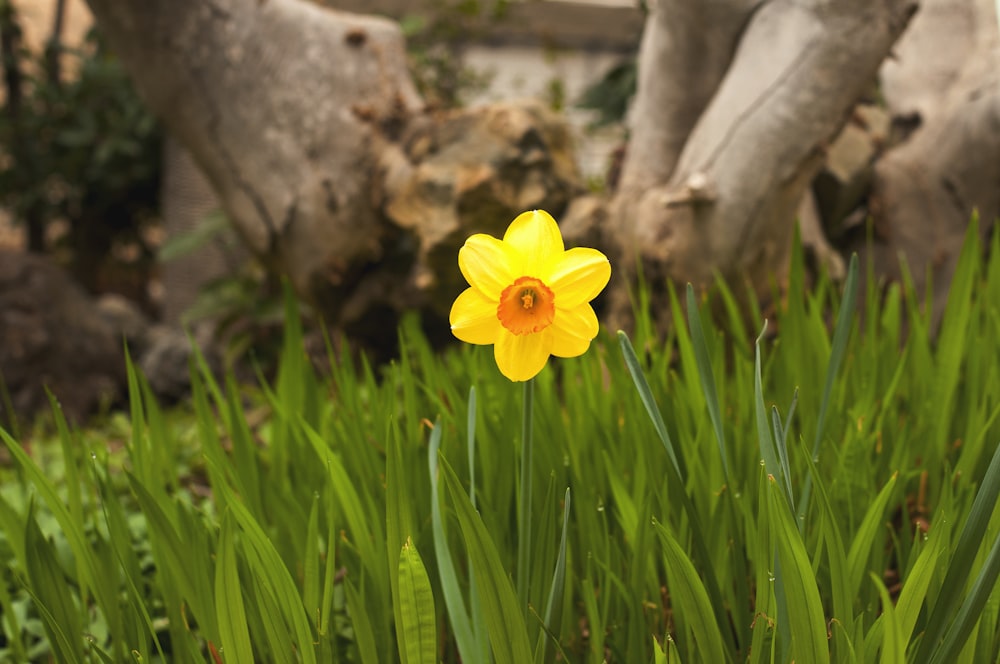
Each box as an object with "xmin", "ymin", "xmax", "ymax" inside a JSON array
[
  {"xmin": 618, "ymin": 329, "xmax": 736, "ymax": 655},
  {"xmin": 211, "ymin": 472, "xmax": 318, "ymax": 664},
  {"xmin": 653, "ymin": 519, "xmax": 728, "ymax": 663},
  {"xmin": 617, "ymin": 330, "xmax": 684, "ymax": 479},
  {"xmin": 387, "ymin": 418, "xmax": 416, "ymax": 663},
  {"xmin": 440, "ymin": 456, "xmax": 534, "ymax": 663}
]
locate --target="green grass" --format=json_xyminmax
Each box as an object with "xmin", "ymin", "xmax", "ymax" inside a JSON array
[{"xmin": 1, "ymin": 225, "xmax": 1000, "ymax": 663}]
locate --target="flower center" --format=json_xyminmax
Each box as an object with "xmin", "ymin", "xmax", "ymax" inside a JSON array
[{"xmin": 497, "ymin": 276, "xmax": 555, "ymax": 335}]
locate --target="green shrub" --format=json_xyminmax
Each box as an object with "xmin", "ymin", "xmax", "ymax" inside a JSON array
[{"xmin": 0, "ymin": 6, "xmax": 161, "ymax": 294}]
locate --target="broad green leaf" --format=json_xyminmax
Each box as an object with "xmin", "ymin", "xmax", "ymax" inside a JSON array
[
  {"xmin": 398, "ymin": 537, "xmax": 437, "ymax": 664},
  {"xmin": 387, "ymin": 418, "xmax": 415, "ymax": 663}
]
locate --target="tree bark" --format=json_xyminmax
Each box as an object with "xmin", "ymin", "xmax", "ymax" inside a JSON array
[
  {"xmin": 609, "ymin": 0, "xmax": 917, "ymax": 327},
  {"xmin": 616, "ymin": 0, "xmax": 758, "ymax": 194},
  {"xmin": 85, "ymin": 0, "xmax": 422, "ymax": 304},
  {"xmin": 866, "ymin": 0, "xmax": 1000, "ymax": 325}
]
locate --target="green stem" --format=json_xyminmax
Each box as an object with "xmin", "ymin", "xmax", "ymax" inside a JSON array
[{"xmin": 516, "ymin": 378, "xmax": 535, "ymax": 611}]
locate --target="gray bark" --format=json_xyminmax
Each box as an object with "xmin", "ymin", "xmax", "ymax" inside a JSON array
[
  {"xmin": 609, "ymin": 0, "xmax": 917, "ymax": 326},
  {"xmin": 868, "ymin": 0, "xmax": 1000, "ymax": 324},
  {"xmin": 616, "ymin": 0, "xmax": 758, "ymax": 194}
]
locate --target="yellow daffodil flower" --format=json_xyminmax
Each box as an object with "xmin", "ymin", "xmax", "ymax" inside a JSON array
[{"xmin": 449, "ymin": 209, "xmax": 611, "ymax": 381}]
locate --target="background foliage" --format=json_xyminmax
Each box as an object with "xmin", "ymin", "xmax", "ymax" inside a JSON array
[{"xmin": 0, "ymin": 2, "xmax": 161, "ymax": 296}]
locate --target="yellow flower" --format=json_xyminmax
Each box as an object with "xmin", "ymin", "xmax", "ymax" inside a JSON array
[{"xmin": 449, "ymin": 209, "xmax": 611, "ymax": 381}]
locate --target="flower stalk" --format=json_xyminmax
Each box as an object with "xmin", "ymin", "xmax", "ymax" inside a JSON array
[{"xmin": 516, "ymin": 377, "xmax": 535, "ymax": 610}]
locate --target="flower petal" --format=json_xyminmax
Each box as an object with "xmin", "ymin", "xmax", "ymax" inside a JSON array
[
  {"xmin": 545, "ymin": 247, "xmax": 611, "ymax": 309},
  {"xmin": 502, "ymin": 210, "xmax": 564, "ymax": 273},
  {"xmin": 547, "ymin": 303, "xmax": 599, "ymax": 358},
  {"xmin": 494, "ymin": 330, "xmax": 550, "ymax": 381},
  {"xmin": 450, "ymin": 287, "xmax": 500, "ymax": 345},
  {"xmin": 459, "ymin": 234, "xmax": 519, "ymax": 299}
]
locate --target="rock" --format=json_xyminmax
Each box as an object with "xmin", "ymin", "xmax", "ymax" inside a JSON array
[
  {"xmin": 97, "ymin": 293, "xmax": 221, "ymax": 404},
  {"xmin": 139, "ymin": 325, "xmax": 203, "ymax": 403},
  {"xmin": 97, "ymin": 293, "xmax": 152, "ymax": 349},
  {"xmin": 0, "ymin": 251, "xmax": 123, "ymax": 423},
  {"xmin": 380, "ymin": 98, "xmax": 584, "ymax": 319}
]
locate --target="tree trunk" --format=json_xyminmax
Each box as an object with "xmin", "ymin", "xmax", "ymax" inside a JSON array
[
  {"xmin": 86, "ymin": 0, "xmax": 581, "ymax": 347},
  {"xmin": 608, "ymin": 0, "xmax": 917, "ymax": 328},
  {"xmin": 85, "ymin": 0, "xmax": 422, "ymax": 304},
  {"xmin": 866, "ymin": 0, "xmax": 1000, "ymax": 325}
]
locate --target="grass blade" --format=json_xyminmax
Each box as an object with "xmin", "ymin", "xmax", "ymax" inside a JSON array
[
  {"xmin": 768, "ymin": 478, "xmax": 830, "ymax": 664},
  {"xmin": 24, "ymin": 507, "xmax": 85, "ymax": 664},
  {"xmin": 537, "ymin": 487, "xmax": 571, "ymax": 663},
  {"xmin": 618, "ymin": 330, "xmax": 684, "ymax": 479},
  {"xmin": 797, "ymin": 253, "xmax": 859, "ymax": 521},
  {"xmin": 440, "ymin": 455, "xmax": 534, "ymax": 663},
  {"xmin": 653, "ymin": 519, "xmax": 728, "ymax": 663},
  {"xmin": 916, "ymin": 439, "xmax": 1000, "ymax": 661},
  {"xmin": 846, "ymin": 472, "xmax": 898, "ymax": 599},
  {"xmin": 872, "ymin": 572, "xmax": 905, "ymax": 664},
  {"xmin": 345, "ymin": 579, "xmax": 380, "ymax": 664},
  {"xmin": 754, "ymin": 322, "xmax": 790, "ymax": 508},
  {"xmin": 215, "ymin": 512, "xmax": 255, "ymax": 664},
  {"xmin": 428, "ymin": 420, "xmax": 479, "ymax": 662},
  {"xmin": 686, "ymin": 283, "xmax": 730, "ymax": 479},
  {"xmin": 930, "ymin": 497, "xmax": 1000, "ymax": 663}
]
